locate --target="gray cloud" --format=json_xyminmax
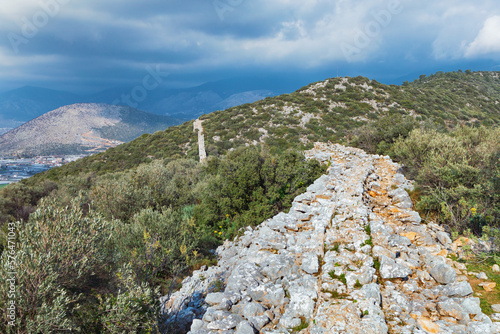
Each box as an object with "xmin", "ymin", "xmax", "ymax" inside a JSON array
[{"xmin": 0, "ymin": 0, "xmax": 499, "ymax": 93}]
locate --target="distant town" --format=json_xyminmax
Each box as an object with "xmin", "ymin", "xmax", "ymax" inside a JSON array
[{"xmin": 0, "ymin": 155, "xmax": 87, "ymax": 185}]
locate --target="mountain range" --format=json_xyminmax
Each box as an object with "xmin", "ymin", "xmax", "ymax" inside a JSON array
[{"xmin": 0, "ymin": 77, "xmax": 301, "ymax": 135}]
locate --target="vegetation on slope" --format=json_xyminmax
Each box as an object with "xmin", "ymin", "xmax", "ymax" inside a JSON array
[
  {"xmin": 0, "ymin": 147, "xmax": 324, "ymax": 332},
  {"xmin": 0, "ymin": 70, "xmax": 499, "ymax": 332},
  {"xmin": 18, "ymin": 70, "xmax": 500, "ymax": 181}
]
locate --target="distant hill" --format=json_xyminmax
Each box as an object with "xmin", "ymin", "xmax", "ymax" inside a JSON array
[{"xmin": 0, "ymin": 103, "xmax": 178, "ymax": 157}]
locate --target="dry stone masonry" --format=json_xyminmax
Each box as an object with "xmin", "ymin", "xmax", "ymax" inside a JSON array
[
  {"xmin": 193, "ymin": 119, "xmax": 207, "ymax": 162},
  {"xmin": 161, "ymin": 143, "xmax": 500, "ymax": 334}
]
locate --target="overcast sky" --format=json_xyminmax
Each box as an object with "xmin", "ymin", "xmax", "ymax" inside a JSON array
[{"xmin": 1, "ymin": 0, "xmax": 500, "ymax": 93}]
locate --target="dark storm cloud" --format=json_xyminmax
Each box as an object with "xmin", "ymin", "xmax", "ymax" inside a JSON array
[{"xmin": 0, "ymin": 0, "xmax": 499, "ymax": 92}]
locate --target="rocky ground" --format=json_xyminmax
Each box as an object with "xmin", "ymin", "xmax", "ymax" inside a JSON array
[{"xmin": 161, "ymin": 143, "xmax": 500, "ymax": 334}]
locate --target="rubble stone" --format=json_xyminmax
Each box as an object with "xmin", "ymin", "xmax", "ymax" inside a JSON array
[{"xmin": 160, "ymin": 143, "xmax": 495, "ymax": 334}]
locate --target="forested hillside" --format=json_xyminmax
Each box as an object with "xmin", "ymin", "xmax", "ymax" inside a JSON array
[{"xmin": 0, "ymin": 71, "xmax": 499, "ymax": 332}]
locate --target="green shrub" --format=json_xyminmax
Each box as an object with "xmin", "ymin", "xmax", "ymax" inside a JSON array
[
  {"xmin": 114, "ymin": 207, "xmax": 196, "ymax": 290},
  {"xmin": 193, "ymin": 147, "xmax": 325, "ymax": 243},
  {"xmin": 97, "ymin": 264, "xmax": 160, "ymax": 334},
  {"xmin": 0, "ymin": 196, "xmax": 113, "ymax": 332},
  {"xmin": 0, "ymin": 196, "xmax": 165, "ymax": 333},
  {"xmin": 392, "ymin": 126, "xmax": 499, "ymax": 238}
]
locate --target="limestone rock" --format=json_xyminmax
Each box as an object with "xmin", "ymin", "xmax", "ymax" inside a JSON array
[
  {"xmin": 235, "ymin": 320, "xmax": 257, "ymax": 334},
  {"xmin": 436, "ymin": 231, "xmax": 452, "ymax": 246},
  {"xmin": 206, "ymin": 314, "xmax": 244, "ymax": 330},
  {"xmin": 388, "ymin": 187, "xmax": 413, "ymax": 209},
  {"xmin": 191, "ymin": 319, "xmax": 204, "ymax": 331},
  {"xmin": 437, "ymin": 300, "xmax": 464, "ymax": 319},
  {"xmin": 301, "ymin": 252, "xmax": 319, "ymax": 274},
  {"xmin": 205, "ymin": 292, "xmax": 225, "ymax": 305},
  {"xmin": 162, "ymin": 143, "xmax": 495, "ymax": 334},
  {"xmin": 247, "ymin": 314, "xmax": 270, "ymax": 330},
  {"xmin": 429, "ymin": 262, "xmax": 456, "ymax": 284},
  {"xmin": 379, "ymin": 255, "xmax": 412, "ymax": 279},
  {"xmin": 480, "ymin": 282, "xmax": 497, "ymax": 292},
  {"xmin": 417, "ymin": 317, "xmax": 440, "ymax": 333},
  {"xmin": 476, "ymin": 272, "xmax": 488, "ymax": 280},
  {"xmin": 440, "ymin": 281, "xmax": 474, "ymax": 297},
  {"xmin": 461, "ymin": 298, "xmax": 482, "ymax": 315},
  {"xmin": 248, "ymin": 283, "xmax": 286, "ymax": 307},
  {"xmin": 242, "ymin": 302, "xmax": 266, "ymax": 319}
]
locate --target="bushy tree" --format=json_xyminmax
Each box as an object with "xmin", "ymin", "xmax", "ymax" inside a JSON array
[
  {"xmin": 89, "ymin": 172, "xmax": 153, "ymax": 222},
  {"xmin": 97, "ymin": 264, "xmax": 160, "ymax": 334},
  {"xmin": 349, "ymin": 114, "xmax": 418, "ymax": 154}
]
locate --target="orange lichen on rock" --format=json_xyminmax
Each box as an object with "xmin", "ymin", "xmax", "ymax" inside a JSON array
[{"xmin": 417, "ymin": 317, "xmax": 440, "ymax": 333}]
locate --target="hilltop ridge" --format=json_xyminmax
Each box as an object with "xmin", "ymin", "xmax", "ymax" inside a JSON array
[{"xmin": 25, "ymin": 70, "xmax": 500, "ymax": 180}]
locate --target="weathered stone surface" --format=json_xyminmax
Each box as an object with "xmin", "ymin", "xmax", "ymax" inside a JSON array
[
  {"xmin": 226, "ymin": 263, "xmax": 264, "ymax": 292},
  {"xmin": 247, "ymin": 315, "xmax": 270, "ymax": 330},
  {"xmin": 461, "ymin": 298, "xmax": 482, "ymax": 315},
  {"xmin": 191, "ymin": 319, "xmax": 204, "ymax": 331},
  {"xmin": 492, "ymin": 304, "xmax": 500, "ymax": 313},
  {"xmin": 480, "ymin": 282, "xmax": 497, "ymax": 292},
  {"xmin": 441, "ymin": 281, "xmax": 474, "ymax": 297},
  {"xmin": 417, "ymin": 317, "xmax": 440, "ymax": 333},
  {"xmin": 437, "ymin": 300, "xmax": 464, "ymax": 319},
  {"xmin": 248, "ymin": 283, "xmax": 285, "ymax": 307},
  {"xmin": 388, "ymin": 187, "xmax": 413, "ymax": 209},
  {"xmin": 388, "ymin": 234, "xmax": 412, "ymax": 247},
  {"xmin": 235, "ymin": 321, "xmax": 257, "ymax": 334},
  {"xmin": 189, "ymin": 330, "xmax": 211, "ymax": 334},
  {"xmin": 259, "ymin": 254, "xmax": 296, "ymax": 280},
  {"xmin": 162, "ymin": 143, "xmax": 494, "ymax": 334},
  {"xmin": 301, "ymin": 252, "xmax": 319, "ymax": 274},
  {"xmin": 436, "ymin": 231, "xmax": 452, "ymax": 246},
  {"xmin": 466, "ymin": 321, "xmax": 493, "ymax": 333},
  {"xmin": 362, "ymin": 283, "xmax": 382, "ymax": 305},
  {"xmin": 429, "ymin": 262, "xmax": 457, "ymax": 284},
  {"xmin": 477, "ymin": 272, "xmax": 488, "ymax": 280},
  {"xmin": 206, "ymin": 314, "xmax": 243, "ymax": 330},
  {"xmin": 205, "ymin": 292, "xmax": 225, "ymax": 305},
  {"xmin": 242, "ymin": 302, "xmax": 266, "ymax": 319},
  {"xmin": 379, "ymin": 255, "xmax": 412, "ymax": 279},
  {"xmin": 202, "ymin": 309, "xmax": 231, "ymax": 322}
]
